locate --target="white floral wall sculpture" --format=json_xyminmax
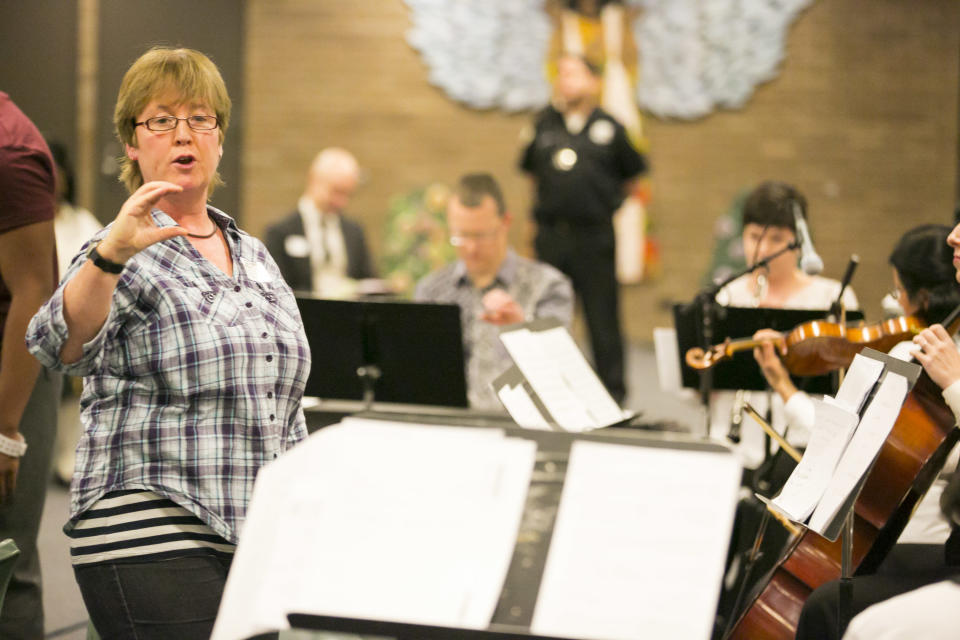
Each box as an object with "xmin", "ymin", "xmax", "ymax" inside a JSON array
[
  {"xmin": 631, "ymin": 0, "xmax": 813, "ymax": 119},
  {"xmin": 404, "ymin": 0, "xmax": 813, "ymax": 120},
  {"xmin": 405, "ymin": 0, "xmax": 554, "ymax": 112}
]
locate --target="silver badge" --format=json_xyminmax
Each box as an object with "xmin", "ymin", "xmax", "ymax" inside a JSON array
[
  {"xmin": 553, "ymin": 147, "xmax": 578, "ymax": 171},
  {"xmin": 589, "ymin": 119, "xmax": 615, "ymax": 145}
]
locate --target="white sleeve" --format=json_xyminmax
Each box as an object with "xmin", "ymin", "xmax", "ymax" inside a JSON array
[
  {"xmin": 843, "ymin": 580, "xmax": 960, "ymax": 640},
  {"xmin": 942, "ymin": 379, "xmax": 960, "ymax": 425},
  {"xmin": 783, "ymin": 390, "xmax": 815, "ymax": 445}
]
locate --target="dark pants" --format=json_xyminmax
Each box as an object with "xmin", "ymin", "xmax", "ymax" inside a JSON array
[
  {"xmin": 535, "ymin": 222, "xmax": 625, "ymax": 403},
  {"xmin": 795, "ymin": 544, "xmax": 960, "ymax": 640},
  {"xmin": 0, "ymin": 368, "xmax": 60, "ymax": 639},
  {"xmin": 74, "ymin": 554, "xmax": 233, "ymax": 640}
]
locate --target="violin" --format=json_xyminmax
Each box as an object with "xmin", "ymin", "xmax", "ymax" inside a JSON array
[{"xmin": 685, "ymin": 315, "xmax": 925, "ymax": 377}]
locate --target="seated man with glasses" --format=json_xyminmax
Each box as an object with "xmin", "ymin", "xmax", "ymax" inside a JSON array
[{"xmin": 414, "ymin": 173, "xmax": 573, "ymax": 410}]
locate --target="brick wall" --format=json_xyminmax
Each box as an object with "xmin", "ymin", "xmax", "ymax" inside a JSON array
[{"xmin": 243, "ymin": 0, "xmax": 959, "ymax": 342}]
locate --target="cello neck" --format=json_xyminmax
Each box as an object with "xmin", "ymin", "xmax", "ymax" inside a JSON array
[{"xmin": 941, "ymin": 302, "xmax": 960, "ymax": 337}]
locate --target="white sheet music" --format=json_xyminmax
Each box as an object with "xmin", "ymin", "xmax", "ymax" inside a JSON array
[
  {"xmin": 771, "ymin": 398, "xmax": 860, "ymax": 522},
  {"xmin": 653, "ymin": 327, "xmax": 683, "ymax": 393},
  {"xmin": 500, "ymin": 326, "xmax": 627, "ymax": 431},
  {"xmin": 829, "ymin": 353, "xmax": 885, "ymax": 414},
  {"xmin": 212, "ymin": 420, "xmax": 535, "ymax": 640},
  {"xmin": 531, "ymin": 441, "xmax": 741, "ymax": 640},
  {"xmin": 808, "ymin": 372, "xmax": 908, "ymax": 535},
  {"xmin": 496, "ymin": 383, "xmax": 552, "ymax": 430}
]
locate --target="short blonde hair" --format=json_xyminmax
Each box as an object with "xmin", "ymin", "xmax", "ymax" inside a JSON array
[{"xmin": 114, "ymin": 47, "xmax": 231, "ymax": 194}]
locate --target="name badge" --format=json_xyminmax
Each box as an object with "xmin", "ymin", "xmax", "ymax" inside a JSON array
[
  {"xmin": 284, "ymin": 235, "xmax": 311, "ymax": 258},
  {"xmin": 243, "ymin": 260, "xmax": 274, "ymax": 283}
]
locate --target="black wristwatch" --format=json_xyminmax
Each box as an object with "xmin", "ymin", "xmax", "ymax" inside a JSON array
[{"xmin": 87, "ymin": 241, "xmax": 126, "ymax": 274}]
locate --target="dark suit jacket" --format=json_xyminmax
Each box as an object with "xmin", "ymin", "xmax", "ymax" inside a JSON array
[{"xmin": 264, "ymin": 210, "xmax": 375, "ymax": 292}]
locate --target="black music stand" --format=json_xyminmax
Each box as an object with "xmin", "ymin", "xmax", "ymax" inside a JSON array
[{"xmin": 296, "ymin": 297, "xmax": 468, "ymax": 408}]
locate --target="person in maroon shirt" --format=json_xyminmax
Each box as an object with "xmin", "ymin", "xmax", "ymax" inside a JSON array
[{"xmin": 0, "ymin": 91, "xmax": 60, "ymax": 639}]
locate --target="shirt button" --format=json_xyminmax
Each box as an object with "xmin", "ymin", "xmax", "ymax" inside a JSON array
[
  {"xmin": 267, "ymin": 391, "xmax": 274, "ymax": 399},
  {"xmin": 245, "ymin": 301, "xmax": 253, "ymax": 308},
  {"xmin": 266, "ymin": 355, "xmax": 273, "ymax": 362},
  {"xmin": 234, "ymin": 285, "xmax": 241, "ymax": 292},
  {"xmin": 269, "ymin": 414, "xmax": 276, "ymax": 421},
  {"xmin": 261, "ymin": 332, "xmax": 268, "ymax": 339}
]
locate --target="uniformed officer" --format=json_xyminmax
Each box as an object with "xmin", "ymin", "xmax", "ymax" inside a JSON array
[{"xmin": 519, "ymin": 54, "xmax": 648, "ymax": 403}]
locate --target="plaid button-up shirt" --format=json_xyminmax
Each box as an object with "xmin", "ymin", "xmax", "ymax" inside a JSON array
[
  {"xmin": 27, "ymin": 206, "xmax": 311, "ymax": 544},
  {"xmin": 414, "ymin": 249, "xmax": 573, "ymax": 410}
]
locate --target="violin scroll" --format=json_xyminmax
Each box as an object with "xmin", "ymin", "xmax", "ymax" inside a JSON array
[{"xmin": 685, "ymin": 340, "xmax": 731, "ymax": 370}]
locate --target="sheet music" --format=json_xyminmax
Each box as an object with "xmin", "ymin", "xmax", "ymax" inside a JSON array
[
  {"xmin": 497, "ymin": 382, "xmax": 552, "ymax": 430},
  {"xmin": 828, "ymin": 353, "xmax": 885, "ymax": 414},
  {"xmin": 653, "ymin": 327, "xmax": 683, "ymax": 393},
  {"xmin": 212, "ymin": 420, "xmax": 535, "ymax": 640},
  {"xmin": 531, "ymin": 441, "xmax": 741, "ymax": 640},
  {"xmin": 500, "ymin": 326, "xmax": 627, "ymax": 431},
  {"xmin": 771, "ymin": 398, "xmax": 860, "ymax": 522},
  {"xmin": 808, "ymin": 371, "xmax": 909, "ymax": 535}
]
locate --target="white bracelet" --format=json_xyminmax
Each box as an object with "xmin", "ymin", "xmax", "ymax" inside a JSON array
[{"xmin": 0, "ymin": 432, "xmax": 27, "ymax": 458}]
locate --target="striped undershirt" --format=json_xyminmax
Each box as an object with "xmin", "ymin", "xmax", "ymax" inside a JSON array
[{"xmin": 67, "ymin": 490, "xmax": 236, "ymax": 566}]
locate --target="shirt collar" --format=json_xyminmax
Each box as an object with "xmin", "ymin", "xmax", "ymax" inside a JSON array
[
  {"xmin": 297, "ymin": 195, "xmax": 320, "ymax": 225},
  {"xmin": 150, "ymin": 205, "xmax": 243, "ymax": 262},
  {"xmin": 454, "ymin": 248, "xmax": 517, "ymax": 290},
  {"xmin": 150, "ymin": 205, "xmax": 238, "ymax": 233},
  {"xmin": 297, "ymin": 196, "xmax": 340, "ymax": 225}
]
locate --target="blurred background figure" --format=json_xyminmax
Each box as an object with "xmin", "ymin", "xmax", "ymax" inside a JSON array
[
  {"xmin": 265, "ymin": 147, "xmax": 376, "ymax": 298},
  {"xmin": 47, "ymin": 141, "xmax": 102, "ymax": 487},
  {"xmin": 415, "ymin": 173, "xmax": 573, "ymax": 410},
  {"xmin": 0, "ymin": 91, "xmax": 61, "ymax": 640},
  {"xmin": 520, "ymin": 54, "xmax": 648, "ymax": 404}
]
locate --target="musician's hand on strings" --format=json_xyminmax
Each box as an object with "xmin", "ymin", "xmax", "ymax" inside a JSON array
[
  {"xmin": 752, "ymin": 329, "xmax": 797, "ymax": 401},
  {"xmin": 913, "ymin": 324, "xmax": 960, "ymax": 389}
]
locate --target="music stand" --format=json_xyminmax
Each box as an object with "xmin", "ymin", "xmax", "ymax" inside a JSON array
[
  {"xmin": 211, "ymin": 415, "xmax": 741, "ymax": 640},
  {"xmin": 296, "ymin": 297, "xmax": 468, "ymax": 408},
  {"xmin": 672, "ymin": 304, "xmax": 864, "ymax": 395}
]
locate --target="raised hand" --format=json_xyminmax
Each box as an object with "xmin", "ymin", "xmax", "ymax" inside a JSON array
[{"xmin": 97, "ymin": 181, "xmax": 189, "ymax": 263}]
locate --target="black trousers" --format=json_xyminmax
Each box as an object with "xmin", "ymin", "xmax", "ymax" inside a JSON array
[
  {"xmin": 0, "ymin": 368, "xmax": 60, "ymax": 640},
  {"xmin": 535, "ymin": 221, "xmax": 625, "ymax": 403}
]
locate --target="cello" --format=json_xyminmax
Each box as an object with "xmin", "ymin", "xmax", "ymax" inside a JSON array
[{"xmin": 723, "ymin": 306, "xmax": 960, "ymax": 639}]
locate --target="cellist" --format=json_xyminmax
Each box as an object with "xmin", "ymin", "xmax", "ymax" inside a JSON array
[{"xmin": 787, "ymin": 222, "xmax": 960, "ymax": 639}]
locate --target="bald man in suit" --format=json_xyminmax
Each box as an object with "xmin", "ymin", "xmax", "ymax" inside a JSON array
[{"xmin": 265, "ymin": 148, "xmax": 374, "ymax": 294}]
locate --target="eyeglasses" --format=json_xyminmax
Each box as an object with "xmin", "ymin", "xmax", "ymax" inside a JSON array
[
  {"xmin": 449, "ymin": 229, "xmax": 500, "ymax": 247},
  {"xmin": 133, "ymin": 115, "xmax": 220, "ymax": 132}
]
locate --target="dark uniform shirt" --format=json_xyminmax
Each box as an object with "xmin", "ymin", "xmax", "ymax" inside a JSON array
[{"xmin": 519, "ymin": 105, "xmax": 647, "ymax": 226}]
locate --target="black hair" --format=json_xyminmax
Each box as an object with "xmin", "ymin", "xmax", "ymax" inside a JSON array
[
  {"xmin": 889, "ymin": 224, "xmax": 960, "ymax": 325},
  {"xmin": 455, "ymin": 173, "xmax": 507, "ymax": 217},
  {"xmin": 742, "ymin": 181, "xmax": 807, "ymax": 234}
]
